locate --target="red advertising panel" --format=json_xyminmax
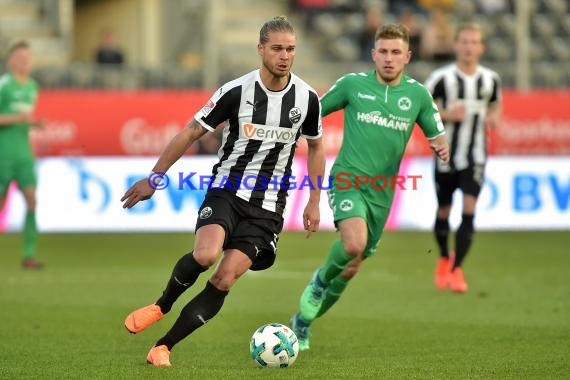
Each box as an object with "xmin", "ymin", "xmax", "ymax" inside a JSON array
[
  {"xmin": 32, "ymin": 90, "xmax": 570, "ymax": 157},
  {"xmin": 379, "ymin": 90, "xmax": 570, "ymax": 156},
  {"xmin": 489, "ymin": 90, "xmax": 570, "ymax": 155},
  {"xmin": 33, "ymin": 91, "xmax": 210, "ymax": 156}
]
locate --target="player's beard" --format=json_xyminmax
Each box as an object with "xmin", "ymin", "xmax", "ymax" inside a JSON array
[
  {"xmin": 262, "ymin": 59, "xmax": 290, "ymax": 79},
  {"xmin": 378, "ymin": 67, "xmax": 403, "ymax": 85}
]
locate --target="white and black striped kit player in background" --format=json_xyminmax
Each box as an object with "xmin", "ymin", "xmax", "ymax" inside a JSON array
[
  {"xmin": 424, "ymin": 22, "xmax": 502, "ymax": 293},
  {"xmin": 120, "ymin": 16, "xmax": 325, "ymax": 366}
]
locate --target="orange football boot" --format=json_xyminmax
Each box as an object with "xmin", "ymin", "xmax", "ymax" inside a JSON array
[
  {"xmin": 22, "ymin": 258, "xmax": 44, "ymax": 269},
  {"xmin": 434, "ymin": 257, "xmax": 452, "ymax": 290},
  {"xmin": 147, "ymin": 345, "xmax": 171, "ymax": 366},
  {"xmin": 449, "ymin": 267, "xmax": 468, "ymax": 293},
  {"xmin": 125, "ymin": 304, "xmax": 164, "ymax": 333}
]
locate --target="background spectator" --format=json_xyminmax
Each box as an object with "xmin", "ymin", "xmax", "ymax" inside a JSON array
[
  {"xmin": 293, "ymin": 0, "xmax": 331, "ymax": 31},
  {"xmin": 388, "ymin": 0, "xmax": 425, "ymax": 16},
  {"xmin": 417, "ymin": 0, "xmax": 455, "ymax": 11},
  {"xmin": 398, "ymin": 8, "xmax": 422, "ymax": 59},
  {"xmin": 476, "ymin": 0, "xmax": 512, "ymax": 14},
  {"xmin": 420, "ymin": 6, "xmax": 455, "ymax": 63},
  {"xmin": 95, "ymin": 30, "xmax": 124, "ymax": 65},
  {"xmin": 358, "ymin": 6, "xmax": 383, "ymax": 61}
]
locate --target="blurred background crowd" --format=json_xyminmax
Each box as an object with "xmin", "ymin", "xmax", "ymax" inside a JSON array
[{"xmin": 0, "ymin": 0, "xmax": 568, "ymax": 92}]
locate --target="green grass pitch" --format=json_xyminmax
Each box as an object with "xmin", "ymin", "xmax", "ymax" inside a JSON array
[{"xmin": 1, "ymin": 230, "xmax": 568, "ymax": 379}]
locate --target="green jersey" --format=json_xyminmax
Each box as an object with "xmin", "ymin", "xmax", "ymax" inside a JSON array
[
  {"xmin": 0, "ymin": 73, "xmax": 39, "ymax": 160},
  {"xmin": 322, "ymin": 71, "xmax": 444, "ymax": 206}
]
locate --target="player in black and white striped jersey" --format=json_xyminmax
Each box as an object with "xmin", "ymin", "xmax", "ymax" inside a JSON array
[
  {"xmin": 195, "ymin": 65, "xmax": 321, "ymax": 214},
  {"xmin": 120, "ymin": 16, "xmax": 325, "ymax": 366},
  {"xmin": 424, "ymin": 22, "xmax": 502, "ymax": 293}
]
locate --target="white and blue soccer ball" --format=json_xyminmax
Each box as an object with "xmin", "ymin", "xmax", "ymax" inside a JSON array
[{"xmin": 250, "ymin": 323, "xmax": 299, "ymax": 368}]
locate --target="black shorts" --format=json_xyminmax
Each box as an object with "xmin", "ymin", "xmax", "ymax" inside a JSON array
[
  {"xmin": 435, "ymin": 165, "xmax": 485, "ymax": 206},
  {"xmin": 195, "ymin": 189, "xmax": 284, "ymax": 271}
]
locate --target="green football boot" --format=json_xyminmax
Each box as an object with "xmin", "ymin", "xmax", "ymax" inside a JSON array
[{"xmin": 299, "ymin": 268, "xmax": 327, "ymax": 321}]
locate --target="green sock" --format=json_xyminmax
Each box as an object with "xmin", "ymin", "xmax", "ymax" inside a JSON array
[
  {"xmin": 318, "ymin": 239, "xmax": 352, "ymax": 284},
  {"xmin": 315, "ymin": 276, "xmax": 349, "ymax": 319},
  {"xmin": 23, "ymin": 211, "xmax": 38, "ymax": 259}
]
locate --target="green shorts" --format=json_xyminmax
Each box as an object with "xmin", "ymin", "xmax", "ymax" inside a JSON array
[
  {"xmin": 0, "ymin": 158, "xmax": 37, "ymax": 196},
  {"xmin": 328, "ymin": 186, "xmax": 390, "ymax": 258}
]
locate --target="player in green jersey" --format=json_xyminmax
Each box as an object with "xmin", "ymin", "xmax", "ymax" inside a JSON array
[
  {"xmin": 290, "ymin": 24, "xmax": 449, "ymax": 351},
  {"xmin": 0, "ymin": 41, "xmax": 44, "ymax": 269}
]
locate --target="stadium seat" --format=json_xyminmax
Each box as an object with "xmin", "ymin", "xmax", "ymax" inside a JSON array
[
  {"xmin": 455, "ymin": 0, "xmax": 477, "ymax": 18},
  {"xmin": 343, "ymin": 12, "xmax": 365, "ymax": 36},
  {"xmin": 142, "ymin": 68, "xmax": 164, "ymax": 88},
  {"xmin": 532, "ymin": 14, "xmax": 556, "ymax": 39},
  {"xmin": 163, "ymin": 67, "xmax": 201, "ymax": 88},
  {"xmin": 495, "ymin": 14, "xmax": 517, "ymax": 39},
  {"xmin": 533, "ymin": 62, "xmax": 565, "ymax": 88},
  {"xmin": 529, "ymin": 39, "xmax": 547, "ymax": 62},
  {"xmin": 329, "ymin": 36, "xmax": 360, "ymax": 62},
  {"xmin": 543, "ymin": 0, "xmax": 568, "ymax": 14},
  {"xmin": 493, "ymin": 62, "xmax": 516, "ymax": 86},
  {"xmin": 314, "ymin": 13, "xmax": 343, "ymax": 38},
  {"xmin": 33, "ymin": 66, "xmax": 67, "ymax": 88},
  {"xmin": 68, "ymin": 64, "xmax": 95, "ymax": 88},
  {"xmin": 98, "ymin": 67, "xmax": 123, "ymax": 89},
  {"xmin": 549, "ymin": 37, "xmax": 570, "ymax": 61},
  {"xmin": 485, "ymin": 37, "xmax": 512, "ymax": 62},
  {"xmin": 560, "ymin": 14, "xmax": 570, "ymax": 35}
]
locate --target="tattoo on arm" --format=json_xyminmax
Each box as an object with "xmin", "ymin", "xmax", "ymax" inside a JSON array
[{"xmin": 187, "ymin": 119, "xmax": 209, "ymax": 139}]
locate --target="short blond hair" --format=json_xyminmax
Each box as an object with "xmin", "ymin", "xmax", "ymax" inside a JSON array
[
  {"xmin": 6, "ymin": 40, "xmax": 30, "ymax": 59},
  {"xmin": 375, "ymin": 24, "xmax": 410, "ymax": 45},
  {"xmin": 454, "ymin": 22, "xmax": 485, "ymax": 41}
]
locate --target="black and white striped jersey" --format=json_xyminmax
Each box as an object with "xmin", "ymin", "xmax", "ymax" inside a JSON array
[
  {"xmin": 194, "ymin": 69, "xmax": 322, "ymax": 215},
  {"xmin": 425, "ymin": 63, "xmax": 501, "ymax": 172}
]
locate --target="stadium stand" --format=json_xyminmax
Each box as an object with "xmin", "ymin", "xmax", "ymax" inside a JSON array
[
  {"xmin": 0, "ymin": 0, "xmax": 568, "ymax": 89},
  {"xmin": 289, "ymin": 0, "xmax": 569, "ymax": 88}
]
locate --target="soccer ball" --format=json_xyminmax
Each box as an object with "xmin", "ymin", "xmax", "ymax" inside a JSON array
[{"xmin": 250, "ymin": 323, "xmax": 299, "ymax": 368}]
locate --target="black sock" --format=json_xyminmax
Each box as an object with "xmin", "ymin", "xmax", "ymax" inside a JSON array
[
  {"xmin": 434, "ymin": 216, "xmax": 450, "ymax": 258},
  {"xmin": 454, "ymin": 214, "xmax": 474, "ymax": 269},
  {"xmin": 155, "ymin": 252, "xmax": 208, "ymax": 313},
  {"xmin": 155, "ymin": 281, "xmax": 228, "ymax": 350}
]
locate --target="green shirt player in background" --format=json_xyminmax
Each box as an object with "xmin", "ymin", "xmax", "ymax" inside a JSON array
[
  {"xmin": 0, "ymin": 41, "xmax": 44, "ymax": 269},
  {"xmin": 290, "ymin": 24, "xmax": 450, "ymax": 351}
]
